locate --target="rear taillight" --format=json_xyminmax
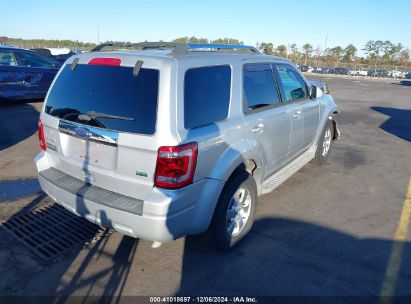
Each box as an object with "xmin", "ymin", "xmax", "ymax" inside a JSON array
[
  {"xmin": 154, "ymin": 143, "xmax": 198, "ymax": 189},
  {"xmin": 38, "ymin": 118, "xmax": 47, "ymax": 151},
  {"xmin": 88, "ymin": 57, "xmax": 121, "ymax": 66}
]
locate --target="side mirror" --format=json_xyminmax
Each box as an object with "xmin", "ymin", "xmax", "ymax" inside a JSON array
[{"xmin": 310, "ymin": 85, "xmax": 323, "ymax": 99}]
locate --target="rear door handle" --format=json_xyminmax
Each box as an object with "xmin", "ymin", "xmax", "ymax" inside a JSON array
[
  {"xmin": 252, "ymin": 123, "xmax": 265, "ymax": 133},
  {"xmin": 293, "ymin": 110, "xmax": 302, "ymax": 119}
]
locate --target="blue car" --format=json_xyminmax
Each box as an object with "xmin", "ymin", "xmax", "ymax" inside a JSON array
[{"xmin": 0, "ymin": 46, "xmax": 61, "ymax": 101}]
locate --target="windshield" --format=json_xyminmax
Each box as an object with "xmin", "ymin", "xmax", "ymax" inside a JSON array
[{"xmin": 45, "ymin": 64, "xmax": 159, "ymax": 134}]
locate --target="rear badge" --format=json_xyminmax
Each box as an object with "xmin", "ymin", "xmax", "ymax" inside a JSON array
[
  {"xmin": 136, "ymin": 171, "xmax": 148, "ymax": 177},
  {"xmin": 46, "ymin": 142, "xmax": 58, "ymax": 152}
]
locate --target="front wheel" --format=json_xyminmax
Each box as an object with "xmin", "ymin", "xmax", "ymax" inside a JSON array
[
  {"xmin": 209, "ymin": 172, "xmax": 257, "ymax": 251},
  {"xmin": 312, "ymin": 120, "xmax": 334, "ymax": 165}
]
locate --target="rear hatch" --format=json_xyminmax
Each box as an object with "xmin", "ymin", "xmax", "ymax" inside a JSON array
[{"xmin": 42, "ymin": 59, "xmax": 160, "ymax": 200}]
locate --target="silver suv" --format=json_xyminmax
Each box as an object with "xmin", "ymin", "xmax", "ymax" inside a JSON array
[{"xmin": 36, "ymin": 43, "xmax": 340, "ymax": 250}]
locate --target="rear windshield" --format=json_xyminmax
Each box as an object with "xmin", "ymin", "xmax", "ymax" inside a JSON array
[{"xmin": 45, "ymin": 64, "xmax": 159, "ymax": 134}]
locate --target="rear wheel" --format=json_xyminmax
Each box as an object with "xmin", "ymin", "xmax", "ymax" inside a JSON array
[
  {"xmin": 209, "ymin": 172, "xmax": 257, "ymax": 251},
  {"xmin": 312, "ymin": 120, "xmax": 334, "ymax": 165}
]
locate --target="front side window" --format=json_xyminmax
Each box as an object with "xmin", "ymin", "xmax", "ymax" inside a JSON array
[
  {"xmin": 184, "ymin": 65, "xmax": 231, "ymax": 129},
  {"xmin": 274, "ymin": 64, "xmax": 308, "ymax": 101},
  {"xmin": 0, "ymin": 50, "xmax": 17, "ymax": 66},
  {"xmin": 243, "ymin": 63, "xmax": 281, "ymax": 111},
  {"xmin": 14, "ymin": 51, "xmax": 56, "ymax": 68}
]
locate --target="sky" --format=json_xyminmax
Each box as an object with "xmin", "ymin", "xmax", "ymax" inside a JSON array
[{"xmin": 2, "ymin": 0, "xmax": 411, "ymax": 55}]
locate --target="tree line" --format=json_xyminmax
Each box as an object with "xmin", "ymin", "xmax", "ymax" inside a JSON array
[
  {"xmin": 1, "ymin": 36, "xmax": 409, "ymax": 66},
  {"xmin": 174, "ymin": 37, "xmax": 409, "ymax": 66},
  {"xmin": 0, "ymin": 36, "xmax": 96, "ymax": 49},
  {"xmin": 256, "ymin": 40, "xmax": 409, "ymax": 66}
]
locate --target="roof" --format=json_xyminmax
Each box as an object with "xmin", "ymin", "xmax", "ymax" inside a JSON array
[
  {"xmin": 0, "ymin": 45, "xmax": 62, "ymax": 65},
  {"xmin": 85, "ymin": 42, "xmax": 294, "ymax": 65},
  {"xmin": 90, "ymin": 42, "xmax": 260, "ymax": 56},
  {"xmin": 37, "ymin": 47, "xmax": 72, "ymax": 55}
]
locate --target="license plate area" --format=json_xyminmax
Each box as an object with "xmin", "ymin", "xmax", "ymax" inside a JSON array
[{"xmin": 59, "ymin": 134, "xmax": 117, "ymax": 170}]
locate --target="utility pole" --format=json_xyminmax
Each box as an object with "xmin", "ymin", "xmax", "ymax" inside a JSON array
[{"xmin": 97, "ymin": 26, "xmax": 100, "ymax": 45}]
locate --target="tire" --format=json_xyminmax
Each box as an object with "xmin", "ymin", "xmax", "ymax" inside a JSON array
[
  {"xmin": 312, "ymin": 119, "xmax": 334, "ymax": 165},
  {"xmin": 209, "ymin": 171, "xmax": 257, "ymax": 251}
]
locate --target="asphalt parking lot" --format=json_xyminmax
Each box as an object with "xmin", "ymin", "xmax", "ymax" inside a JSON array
[{"xmin": 0, "ymin": 76, "xmax": 410, "ymax": 300}]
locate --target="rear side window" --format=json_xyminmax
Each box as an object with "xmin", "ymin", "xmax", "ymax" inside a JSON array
[
  {"xmin": 14, "ymin": 51, "xmax": 56, "ymax": 68},
  {"xmin": 243, "ymin": 63, "xmax": 281, "ymax": 111},
  {"xmin": 184, "ymin": 65, "xmax": 231, "ymax": 129},
  {"xmin": 45, "ymin": 64, "xmax": 159, "ymax": 135},
  {"xmin": 274, "ymin": 64, "xmax": 308, "ymax": 101}
]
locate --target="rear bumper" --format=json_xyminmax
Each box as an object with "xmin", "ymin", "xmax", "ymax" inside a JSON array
[{"xmin": 35, "ymin": 152, "xmax": 225, "ymax": 243}]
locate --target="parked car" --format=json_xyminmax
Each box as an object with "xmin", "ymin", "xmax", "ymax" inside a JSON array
[
  {"xmin": 311, "ymin": 67, "xmax": 322, "ymax": 73},
  {"xmin": 320, "ymin": 67, "xmax": 334, "ymax": 74},
  {"xmin": 368, "ymin": 69, "xmax": 389, "ymax": 78},
  {"xmin": 334, "ymin": 67, "xmax": 350, "ymax": 75},
  {"xmin": 349, "ymin": 68, "xmax": 368, "ymax": 76},
  {"xmin": 406, "ymin": 72, "xmax": 411, "ymax": 79},
  {"xmin": 299, "ymin": 65, "xmax": 312, "ymax": 72},
  {"xmin": 387, "ymin": 70, "xmax": 405, "ymax": 78},
  {"xmin": 0, "ymin": 46, "xmax": 61, "ymax": 100},
  {"xmin": 35, "ymin": 42, "xmax": 340, "ymax": 250},
  {"xmin": 30, "ymin": 47, "xmax": 75, "ymax": 64}
]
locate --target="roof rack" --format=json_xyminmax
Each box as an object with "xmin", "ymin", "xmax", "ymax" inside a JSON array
[{"xmin": 90, "ymin": 42, "xmax": 260, "ymax": 55}]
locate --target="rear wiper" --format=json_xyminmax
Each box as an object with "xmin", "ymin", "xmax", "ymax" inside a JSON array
[{"xmin": 78, "ymin": 111, "xmax": 135, "ymax": 121}]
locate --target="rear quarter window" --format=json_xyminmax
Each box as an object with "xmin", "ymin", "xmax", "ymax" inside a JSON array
[{"xmin": 184, "ymin": 65, "xmax": 231, "ymax": 129}]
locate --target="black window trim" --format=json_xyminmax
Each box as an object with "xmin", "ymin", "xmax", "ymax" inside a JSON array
[
  {"xmin": 183, "ymin": 64, "xmax": 232, "ymax": 130},
  {"xmin": 242, "ymin": 62, "xmax": 284, "ymax": 115},
  {"xmin": 271, "ymin": 62, "xmax": 311, "ymax": 104}
]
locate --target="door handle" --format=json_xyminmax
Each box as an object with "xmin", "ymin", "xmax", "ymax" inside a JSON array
[
  {"xmin": 252, "ymin": 123, "xmax": 265, "ymax": 133},
  {"xmin": 25, "ymin": 73, "xmax": 33, "ymax": 85},
  {"xmin": 293, "ymin": 110, "xmax": 302, "ymax": 119}
]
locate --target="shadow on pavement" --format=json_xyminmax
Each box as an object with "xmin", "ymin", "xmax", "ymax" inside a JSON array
[
  {"xmin": 0, "ymin": 103, "xmax": 40, "ymax": 151},
  {"xmin": 53, "ymin": 137, "xmax": 138, "ymax": 301},
  {"xmin": 371, "ymin": 106, "xmax": 411, "ymax": 142},
  {"xmin": 0, "ymin": 169, "xmax": 137, "ymax": 301},
  {"xmin": 1, "ymin": 205, "xmax": 411, "ymax": 300},
  {"xmin": 54, "ymin": 234, "xmax": 138, "ymax": 302},
  {"xmin": 176, "ymin": 217, "xmax": 411, "ymax": 298},
  {"xmin": 0, "ymin": 178, "xmax": 41, "ymax": 203}
]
